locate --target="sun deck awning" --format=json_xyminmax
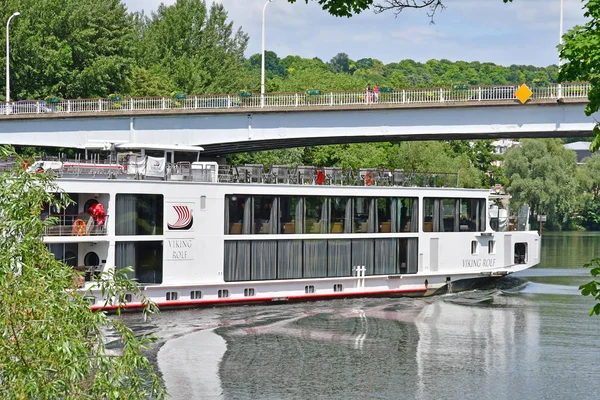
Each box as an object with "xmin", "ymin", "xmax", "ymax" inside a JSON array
[{"xmin": 82, "ymin": 142, "xmax": 204, "ymax": 152}]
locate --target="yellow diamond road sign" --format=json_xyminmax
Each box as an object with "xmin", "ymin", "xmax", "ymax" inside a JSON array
[{"xmin": 515, "ymin": 84, "xmax": 532, "ymax": 104}]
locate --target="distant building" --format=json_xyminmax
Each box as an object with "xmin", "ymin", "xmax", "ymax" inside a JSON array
[
  {"xmin": 564, "ymin": 141, "xmax": 597, "ymax": 164},
  {"xmin": 491, "ymin": 139, "xmax": 521, "ymax": 167}
]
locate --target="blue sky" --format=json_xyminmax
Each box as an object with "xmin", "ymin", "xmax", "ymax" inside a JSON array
[{"xmin": 123, "ymin": 0, "xmax": 588, "ymax": 67}]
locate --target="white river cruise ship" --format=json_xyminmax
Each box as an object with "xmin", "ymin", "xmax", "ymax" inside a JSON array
[{"xmin": 18, "ymin": 143, "xmax": 539, "ymax": 310}]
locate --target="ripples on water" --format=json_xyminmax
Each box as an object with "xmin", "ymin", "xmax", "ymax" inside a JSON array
[{"xmin": 119, "ymin": 233, "xmax": 600, "ymax": 400}]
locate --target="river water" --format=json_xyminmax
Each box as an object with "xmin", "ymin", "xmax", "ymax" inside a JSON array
[{"xmin": 122, "ymin": 232, "xmax": 600, "ymax": 400}]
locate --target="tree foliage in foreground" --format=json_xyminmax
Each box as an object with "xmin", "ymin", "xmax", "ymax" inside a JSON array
[
  {"xmin": 286, "ymin": 0, "xmax": 513, "ymax": 18},
  {"xmin": 0, "ymin": 146, "xmax": 166, "ymax": 399},
  {"xmin": 580, "ymin": 258, "xmax": 600, "ymax": 315}
]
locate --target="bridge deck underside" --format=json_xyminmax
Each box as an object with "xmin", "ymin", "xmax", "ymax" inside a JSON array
[{"xmin": 0, "ymin": 99, "xmax": 593, "ymax": 155}]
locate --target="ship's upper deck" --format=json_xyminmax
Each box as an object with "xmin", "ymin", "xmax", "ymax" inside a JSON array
[{"xmin": 1, "ymin": 156, "xmax": 459, "ymax": 189}]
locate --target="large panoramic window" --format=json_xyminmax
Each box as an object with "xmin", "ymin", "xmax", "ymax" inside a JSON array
[
  {"xmin": 223, "ymin": 238, "xmax": 418, "ymax": 282},
  {"xmin": 115, "ymin": 194, "xmax": 163, "ymax": 235},
  {"xmin": 115, "ymin": 241, "xmax": 163, "ymax": 284},
  {"xmin": 423, "ymin": 198, "xmax": 486, "ymax": 232},
  {"xmin": 225, "ymin": 194, "xmax": 418, "ymax": 235}
]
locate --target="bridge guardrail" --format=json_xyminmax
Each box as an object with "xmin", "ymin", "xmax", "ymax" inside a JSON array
[{"xmin": 0, "ymin": 83, "xmax": 590, "ymax": 117}]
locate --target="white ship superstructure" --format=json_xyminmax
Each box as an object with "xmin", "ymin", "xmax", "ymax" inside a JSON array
[{"xmin": 20, "ymin": 144, "xmax": 539, "ymax": 310}]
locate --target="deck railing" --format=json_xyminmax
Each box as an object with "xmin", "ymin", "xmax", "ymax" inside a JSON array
[
  {"xmin": 1, "ymin": 159, "xmax": 460, "ymax": 188},
  {"xmin": 43, "ymin": 214, "xmax": 109, "ymax": 236},
  {"xmin": 0, "ymin": 83, "xmax": 590, "ymax": 117}
]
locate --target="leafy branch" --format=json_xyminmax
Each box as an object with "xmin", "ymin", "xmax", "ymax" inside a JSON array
[{"xmin": 580, "ymin": 258, "xmax": 600, "ymax": 316}]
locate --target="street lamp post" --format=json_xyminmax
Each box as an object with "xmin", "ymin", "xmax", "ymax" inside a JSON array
[
  {"xmin": 6, "ymin": 11, "xmax": 20, "ymax": 115},
  {"xmin": 261, "ymin": 0, "xmax": 274, "ymax": 108},
  {"xmin": 558, "ymin": 0, "xmax": 564, "ymax": 99}
]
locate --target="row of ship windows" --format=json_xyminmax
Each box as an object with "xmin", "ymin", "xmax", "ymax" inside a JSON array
[
  {"xmin": 225, "ymin": 195, "xmax": 487, "ymax": 235},
  {"xmin": 163, "ymin": 285, "xmax": 339, "ymax": 300},
  {"xmin": 89, "ymin": 285, "xmax": 343, "ymax": 304}
]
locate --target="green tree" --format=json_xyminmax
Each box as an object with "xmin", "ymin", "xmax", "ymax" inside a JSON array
[
  {"xmin": 0, "ymin": 146, "xmax": 165, "ymax": 399},
  {"xmin": 448, "ymin": 139, "xmax": 498, "ymax": 186},
  {"xmin": 1, "ymin": 0, "xmax": 135, "ymax": 99},
  {"xmin": 577, "ymin": 154, "xmax": 600, "ymax": 230},
  {"xmin": 503, "ymin": 139, "xmax": 580, "ymax": 230},
  {"xmin": 303, "ymin": 143, "xmax": 391, "ymax": 170},
  {"xmin": 136, "ymin": 0, "xmax": 248, "ymax": 94},
  {"xmin": 129, "ymin": 66, "xmax": 176, "ymax": 96},
  {"xmin": 387, "ymin": 141, "xmax": 483, "ymax": 188},
  {"xmin": 248, "ymin": 51, "xmax": 287, "ymax": 78},
  {"xmin": 559, "ymin": 0, "xmax": 600, "ymax": 152},
  {"xmin": 227, "ymin": 148, "xmax": 305, "ymax": 166},
  {"xmin": 328, "ymin": 52, "xmax": 352, "ymax": 73}
]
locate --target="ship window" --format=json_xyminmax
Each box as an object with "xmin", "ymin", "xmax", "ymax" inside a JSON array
[
  {"xmin": 48, "ymin": 243, "xmax": 78, "ymax": 266},
  {"xmin": 305, "ymin": 285, "xmax": 315, "ymax": 294},
  {"xmin": 305, "ymin": 196, "xmax": 328, "ymax": 234},
  {"xmin": 489, "ymin": 240, "xmax": 496, "ymax": 254},
  {"xmin": 218, "ymin": 289, "xmax": 229, "ymax": 298},
  {"xmin": 424, "ymin": 198, "xmax": 485, "ymax": 233},
  {"xmin": 224, "ymin": 238, "xmax": 419, "ymax": 282},
  {"xmin": 333, "ymin": 284, "xmax": 343, "ymax": 292},
  {"xmin": 84, "ymin": 296, "xmax": 96, "ymax": 305},
  {"xmin": 244, "ymin": 288, "xmax": 255, "ymax": 297},
  {"xmin": 115, "ymin": 194, "xmax": 163, "ymax": 235},
  {"xmin": 471, "ymin": 240, "xmax": 478, "ymax": 254},
  {"xmin": 166, "ymin": 292, "xmax": 179, "ymax": 301},
  {"xmin": 254, "ymin": 196, "xmax": 276, "ymax": 234},
  {"xmin": 84, "ymin": 252, "xmax": 100, "ymax": 266},
  {"xmin": 330, "ymin": 197, "xmax": 350, "ymax": 233},
  {"xmin": 353, "ymin": 198, "xmax": 374, "ymax": 233},
  {"xmin": 225, "ymin": 195, "xmax": 250, "ymax": 234},
  {"xmin": 115, "ymin": 241, "xmax": 163, "ymax": 284},
  {"xmin": 515, "ymin": 243, "xmax": 527, "ymax": 264},
  {"xmin": 280, "ymin": 196, "xmax": 300, "ymax": 234},
  {"xmin": 124, "ymin": 293, "xmax": 133, "ymax": 303},
  {"xmin": 191, "ymin": 290, "xmax": 202, "ymax": 299},
  {"xmin": 200, "ymin": 196, "xmax": 206, "ymax": 210}
]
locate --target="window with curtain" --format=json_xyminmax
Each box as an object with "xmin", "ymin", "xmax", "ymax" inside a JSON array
[
  {"xmin": 116, "ymin": 241, "xmax": 162, "ymax": 283},
  {"xmin": 424, "ymin": 197, "xmax": 486, "ymax": 233},
  {"xmin": 115, "ymin": 194, "xmax": 163, "ymax": 235},
  {"xmin": 280, "ymin": 196, "xmax": 299, "ymax": 234},
  {"xmin": 305, "ymin": 196, "xmax": 327, "ymax": 234},
  {"xmin": 224, "ymin": 237, "xmax": 419, "ymax": 282},
  {"xmin": 253, "ymin": 196, "xmax": 275, "ymax": 234},
  {"xmin": 330, "ymin": 197, "xmax": 349, "ymax": 233},
  {"xmin": 377, "ymin": 198, "xmax": 392, "ymax": 233},
  {"xmin": 459, "ymin": 198, "xmax": 486, "ymax": 231}
]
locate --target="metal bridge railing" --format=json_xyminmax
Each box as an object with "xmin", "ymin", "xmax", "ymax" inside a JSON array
[{"xmin": 0, "ymin": 83, "xmax": 590, "ymax": 117}]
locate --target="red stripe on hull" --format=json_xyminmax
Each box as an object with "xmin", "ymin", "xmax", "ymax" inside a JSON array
[{"xmin": 91, "ymin": 287, "xmax": 428, "ymax": 312}]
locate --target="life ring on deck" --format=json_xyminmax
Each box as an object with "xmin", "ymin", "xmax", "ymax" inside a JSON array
[
  {"xmin": 364, "ymin": 172, "xmax": 373, "ymax": 186},
  {"xmin": 73, "ymin": 219, "xmax": 86, "ymax": 236}
]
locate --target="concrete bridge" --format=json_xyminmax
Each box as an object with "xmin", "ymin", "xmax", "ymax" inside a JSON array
[{"xmin": 0, "ymin": 83, "xmax": 594, "ymax": 156}]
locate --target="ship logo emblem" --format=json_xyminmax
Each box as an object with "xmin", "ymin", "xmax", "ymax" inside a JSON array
[{"xmin": 168, "ymin": 205, "xmax": 193, "ymax": 230}]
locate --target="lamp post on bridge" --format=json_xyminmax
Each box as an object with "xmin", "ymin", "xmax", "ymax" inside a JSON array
[
  {"xmin": 5, "ymin": 11, "xmax": 20, "ymax": 115},
  {"xmin": 261, "ymin": 0, "xmax": 275, "ymax": 108},
  {"xmin": 558, "ymin": 0, "xmax": 564, "ymax": 100}
]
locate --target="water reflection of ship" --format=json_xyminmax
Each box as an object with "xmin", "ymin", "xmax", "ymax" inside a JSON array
[
  {"xmin": 215, "ymin": 296, "xmax": 539, "ymax": 399},
  {"xmin": 414, "ymin": 296, "xmax": 540, "ymax": 400}
]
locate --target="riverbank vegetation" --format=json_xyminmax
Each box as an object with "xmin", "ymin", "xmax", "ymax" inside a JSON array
[{"xmin": 0, "ymin": 146, "xmax": 166, "ymax": 399}]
